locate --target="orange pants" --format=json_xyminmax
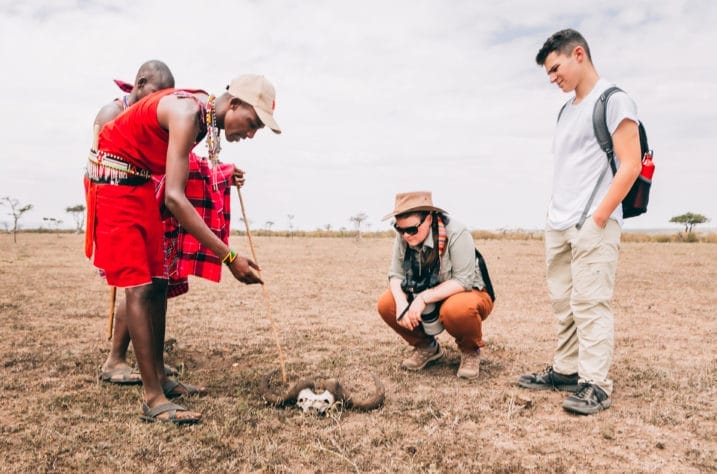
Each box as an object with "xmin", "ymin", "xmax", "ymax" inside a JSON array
[{"xmin": 377, "ymin": 288, "xmax": 493, "ymax": 352}]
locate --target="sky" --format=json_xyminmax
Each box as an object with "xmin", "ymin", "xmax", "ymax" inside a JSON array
[{"xmin": 1, "ymin": 0, "xmax": 715, "ymax": 232}]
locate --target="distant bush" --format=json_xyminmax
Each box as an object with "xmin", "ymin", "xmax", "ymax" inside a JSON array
[
  {"xmin": 681, "ymin": 232, "xmax": 699, "ymax": 243},
  {"xmin": 233, "ymin": 229, "xmax": 394, "ymax": 239},
  {"xmin": 471, "ymin": 229, "xmax": 543, "ymax": 241},
  {"xmin": 622, "ymin": 231, "xmax": 716, "ymax": 243},
  {"xmin": 620, "ymin": 232, "xmax": 654, "ymax": 243},
  {"xmin": 229, "ymin": 229, "xmax": 717, "ymax": 243}
]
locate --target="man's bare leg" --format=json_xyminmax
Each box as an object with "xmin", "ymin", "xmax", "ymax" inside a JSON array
[
  {"xmin": 150, "ymin": 278, "xmax": 167, "ymax": 381},
  {"xmin": 100, "ymin": 299, "xmax": 135, "ymax": 375},
  {"xmin": 125, "ymin": 281, "xmax": 200, "ymax": 422}
]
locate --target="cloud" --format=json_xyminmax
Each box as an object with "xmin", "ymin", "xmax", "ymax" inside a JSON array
[{"xmin": 1, "ymin": 0, "xmax": 715, "ymax": 230}]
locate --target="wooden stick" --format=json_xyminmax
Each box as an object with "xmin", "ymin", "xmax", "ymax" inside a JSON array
[
  {"xmin": 236, "ymin": 187, "xmax": 287, "ymax": 383},
  {"xmin": 106, "ymin": 286, "xmax": 116, "ymax": 341}
]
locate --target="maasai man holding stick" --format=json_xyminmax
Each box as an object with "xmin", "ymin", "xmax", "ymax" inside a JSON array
[
  {"xmin": 86, "ymin": 74, "xmax": 281, "ymax": 424},
  {"xmin": 91, "ymin": 68, "xmax": 245, "ymax": 398}
]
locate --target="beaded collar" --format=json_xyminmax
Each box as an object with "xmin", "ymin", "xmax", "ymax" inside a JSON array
[
  {"xmin": 171, "ymin": 90, "xmax": 222, "ymax": 190},
  {"xmin": 205, "ymin": 95, "xmax": 221, "ymax": 166}
]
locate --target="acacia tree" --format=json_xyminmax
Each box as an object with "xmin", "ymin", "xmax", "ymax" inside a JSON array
[
  {"xmin": 65, "ymin": 204, "xmax": 86, "ymax": 233},
  {"xmin": 264, "ymin": 220, "xmax": 274, "ymax": 231},
  {"xmin": 350, "ymin": 212, "xmax": 368, "ymax": 240},
  {"xmin": 1, "ymin": 196, "xmax": 33, "ymax": 243},
  {"xmin": 238, "ymin": 217, "xmax": 253, "ymax": 230},
  {"xmin": 669, "ymin": 212, "xmax": 710, "ymax": 233},
  {"xmin": 287, "ymin": 214, "xmax": 295, "ymax": 238},
  {"xmin": 43, "ymin": 217, "xmax": 63, "ymax": 235}
]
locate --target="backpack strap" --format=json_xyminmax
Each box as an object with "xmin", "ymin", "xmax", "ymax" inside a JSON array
[
  {"xmin": 474, "ymin": 249, "xmax": 495, "ymax": 302},
  {"xmin": 576, "ymin": 86, "xmax": 622, "ymax": 229},
  {"xmin": 556, "ymin": 100, "xmax": 570, "ymax": 123}
]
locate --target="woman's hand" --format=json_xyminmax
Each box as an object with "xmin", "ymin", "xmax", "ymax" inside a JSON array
[{"xmin": 397, "ymin": 297, "xmax": 425, "ymax": 331}]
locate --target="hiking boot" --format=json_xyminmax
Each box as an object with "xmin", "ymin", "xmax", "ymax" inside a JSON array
[
  {"xmin": 562, "ymin": 382, "xmax": 611, "ymax": 415},
  {"xmin": 517, "ymin": 365, "xmax": 579, "ymax": 392},
  {"xmin": 456, "ymin": 350, "xmax": 480, "ymax": 379},
  {"xmin": 401, "ymin": 343, "xmax": 444, "ymax": 371}
]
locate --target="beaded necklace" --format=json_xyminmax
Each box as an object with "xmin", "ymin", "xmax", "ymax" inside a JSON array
[
  {"xmin": 205, "ymin": 95, "xmax": 222, "ymax": 165},
  {"xmin": 204, "ymin": 95, "xmax": 222, "ymax": 191}
]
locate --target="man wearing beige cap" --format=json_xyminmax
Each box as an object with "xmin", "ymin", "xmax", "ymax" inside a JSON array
[
  {"xmin": 377, "ymin": 192, "xmax": 495, "ymax": 380},
  {"xmin": 86, "ymin": 74, "xmax": 281, "ymax": 424}
]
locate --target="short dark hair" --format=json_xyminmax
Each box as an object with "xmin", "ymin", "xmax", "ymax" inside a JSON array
[{"xmin": 536, "ymin": 29, "xmax": 592, "ymax": 66}]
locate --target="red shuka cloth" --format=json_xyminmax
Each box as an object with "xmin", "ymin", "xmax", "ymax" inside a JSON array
[
  {"xmin": 98, "ymin": 88, "xmax": 207, "ymax": 174},
  {"xmin": 160, "ymin": 154, "xmax": 234, "ymax": 297}
]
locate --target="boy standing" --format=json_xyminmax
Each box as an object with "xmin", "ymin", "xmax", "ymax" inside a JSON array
[{"xmin": 518, "ymin": 29, "xmax": 642, "ymax": 415}]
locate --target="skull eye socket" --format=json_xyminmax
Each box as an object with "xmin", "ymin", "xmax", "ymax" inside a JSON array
[{"xmin": 322, "ymin": 398, "xmax": 330, "ymax": 403}]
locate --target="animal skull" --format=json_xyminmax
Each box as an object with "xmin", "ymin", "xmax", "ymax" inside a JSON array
[
  {"xmin": 260, "ymin": 370, "xmax": 385, "ymax": 413},
  {"xmin": 296, "ymin": 388, "xmax": 335, "ymax": 414}
]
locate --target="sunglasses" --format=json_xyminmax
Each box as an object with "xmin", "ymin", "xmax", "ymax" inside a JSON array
[{"xmin": 393, "ymin": 214, "xmax": 428, "ymax": 236}]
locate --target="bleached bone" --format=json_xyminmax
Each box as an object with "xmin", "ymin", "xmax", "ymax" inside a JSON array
[{"xmin": 297, "ymin": 388, "xmax": 335, "ymax": 414}]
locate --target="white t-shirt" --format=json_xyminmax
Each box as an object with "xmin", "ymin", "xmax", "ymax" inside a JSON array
[{"xmin": 547, "ymin": 78, "xmax": 639, "ymax": 230}]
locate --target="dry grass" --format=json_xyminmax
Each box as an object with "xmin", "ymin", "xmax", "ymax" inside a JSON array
[{"xmin": 1, "ymin": 234, "xmax": 715, "ymax": 473}]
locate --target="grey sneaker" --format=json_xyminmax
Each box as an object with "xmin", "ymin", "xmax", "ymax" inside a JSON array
[
  {"xmin": 562, "ymin": 382, "xmax": 611, "ymax": 415},
  {"xmin": 456, "ymin": 350, "xmax": 480, "ymax": 379},
  {"xmin": 517, "ymin": 365, "xmax": 579, "ymax": 392},
  {"xmin": 401, "ymin": 343, "xmax": 444, "ymax": 371}
]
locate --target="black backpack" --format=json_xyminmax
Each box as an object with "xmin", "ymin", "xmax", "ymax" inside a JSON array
[{"xmin": 559, "ymin": 86, "xmax": 654, "ymax": 229}]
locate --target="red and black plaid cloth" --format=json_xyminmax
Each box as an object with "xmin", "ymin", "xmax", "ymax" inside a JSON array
[{"xmin": 156, "ymin": 154, "xmax": 234, "ymax": 298}]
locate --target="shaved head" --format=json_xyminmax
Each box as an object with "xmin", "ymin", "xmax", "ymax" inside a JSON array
[{"xmin": 136, "ymin": 59, "xmax": 174, "ymax": 90}]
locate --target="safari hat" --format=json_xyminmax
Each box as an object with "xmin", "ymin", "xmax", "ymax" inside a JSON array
[
  {"xmin": 382, "ymin": 191, "xmax": 446, "ymax": 221},
  {"xmin": 227, "ymin": 74, "xmax": 282, "ymax": 134}
]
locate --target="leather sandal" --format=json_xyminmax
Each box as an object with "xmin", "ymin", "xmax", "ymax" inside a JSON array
[
  {"xmin": 140, "ymin": 402, "xmax": 201, "ymax": 425},
  {"xmin": 162, "ymin": 380, "xmax": 207, "ymax": 399}
]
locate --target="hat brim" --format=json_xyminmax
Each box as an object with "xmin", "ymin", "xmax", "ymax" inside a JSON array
[
  {"xmin": 381, "ymin": 205, "xmax": 447, "ymax": 221},
  {"xmin": 255, "ymin": 108, "xmax": 281, "ymax": 134}
]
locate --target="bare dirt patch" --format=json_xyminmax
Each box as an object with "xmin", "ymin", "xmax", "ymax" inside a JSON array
[{"xmin": 0, "ymin": 234, "xmax": 715, "ymax": 472}]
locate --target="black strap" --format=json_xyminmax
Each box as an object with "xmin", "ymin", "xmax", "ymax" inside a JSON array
[
  {"xmin": 475, "ymin": 249, "xmax": 495, "ymax": 302},
  {"xmin": 576, "ymin": 86, "xmax": 622, "ymax": 229},
  {"xmin": 557, "ymin": 100, "xmax": 569, "ymax": 123},
  {"xmin": 87, "ymin": 173, "xmax": 150, "ymax": 186}
]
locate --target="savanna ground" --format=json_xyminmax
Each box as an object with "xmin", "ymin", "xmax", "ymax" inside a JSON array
[{"xmin": 0, "ymin": 233, "xmax": 715, "ymax": 473}]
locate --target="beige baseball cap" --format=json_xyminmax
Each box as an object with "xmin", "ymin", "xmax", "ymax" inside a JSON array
[{"xmin": 226, "ymin": 74, "xmax": 282, "ymax": 134}]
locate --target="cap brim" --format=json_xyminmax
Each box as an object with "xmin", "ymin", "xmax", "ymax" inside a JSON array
[{"xmin": 256, "ymin": 108, "xmax": 281, "ymax": 134}]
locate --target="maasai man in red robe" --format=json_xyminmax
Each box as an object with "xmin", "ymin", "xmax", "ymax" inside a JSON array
[
  {"xmin": 86, "ymin": 74, "xmax": 281, "ymax": 424},
  {"xmin": 94, "ymin": 72, "xmax": 244, "ymax": 398},
  {"xmin": 88, "ymin": 61, "xmax": 175, "ymax": 386}
]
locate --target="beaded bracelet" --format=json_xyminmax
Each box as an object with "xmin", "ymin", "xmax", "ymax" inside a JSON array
[{"xmin": 222, "ymin": 249, "xmax": 237, "ymax": 266}]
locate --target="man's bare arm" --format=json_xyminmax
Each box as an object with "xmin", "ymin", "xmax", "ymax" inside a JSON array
[{"xmin": 592, "ymin": 119, "xmax": 642, "ymax": 227}]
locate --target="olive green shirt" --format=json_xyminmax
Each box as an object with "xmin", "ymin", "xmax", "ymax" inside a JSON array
[{"xmin": 388, "ymin": 218, "xmax": 485, "ymax": 291}]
